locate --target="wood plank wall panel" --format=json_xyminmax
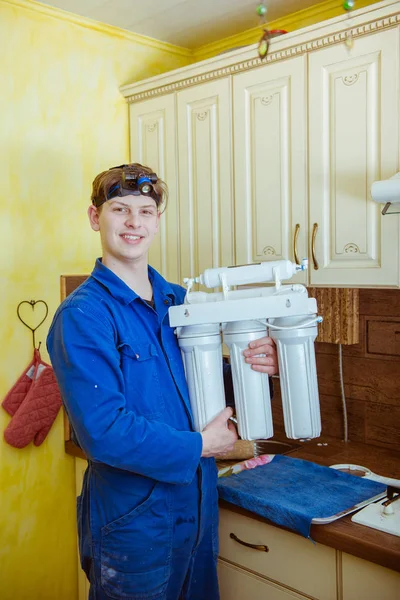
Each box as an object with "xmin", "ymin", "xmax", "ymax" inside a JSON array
[
  {"xmin": 308, "ymin": 287, "xmax": 359, "ymax": 345},
  {"xmin": 273, "ymin": 289, "xmax": 400, "ymax": 450}
]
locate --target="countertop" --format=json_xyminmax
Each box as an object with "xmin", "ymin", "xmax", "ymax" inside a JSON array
[
  {"xmin": 219, "ymin": 436, "xmax": 400, "ymax": 572},
  {"xmin": 66, "ymin": 436, "xmax": 400, "ymax": 572}
]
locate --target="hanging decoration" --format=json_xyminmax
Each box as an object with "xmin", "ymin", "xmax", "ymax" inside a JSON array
[
  {"xmin": 256, "ymin": 2, "xmax": 270, "ymax": 59},
  {"xmin": 343, "ymin": 0, "xmax": 356, "ymax": 49},
  {"xmin": 256, "ymin": 2, "xmax": 288, "ymax": 60}
]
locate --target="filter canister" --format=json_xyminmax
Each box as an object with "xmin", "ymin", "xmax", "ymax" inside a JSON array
[
  {"xmin": 268, "ymin": 315, "xmax": 321, "ymax": 439},
  {"xmin": 177, "ymin": 324, "xmax": 226, "ymax": 432},
  {"xmin": 223, "ymin": 320, "xmax": 273, "ymax": 441}
]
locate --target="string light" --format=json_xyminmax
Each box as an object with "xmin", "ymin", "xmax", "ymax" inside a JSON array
[{"xmin": 343, "ymin": 0, "xmax": 356, "ymax": 49}]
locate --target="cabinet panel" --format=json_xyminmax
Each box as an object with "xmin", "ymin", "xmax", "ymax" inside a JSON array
[
  {"xmin": 219, "ymin": 507, "xmax": 337, "ymax": 600},
  {"xmin": 233, "ymin": 55, "xmax": 307, "ymax": 284},
  {"xmin": 218, "ymin": 560, "xmax": 307, "ymax": 600},
  {"xmin": 308, "ymin": 29, "xmax": 399, "ymax": 286},
  {"xmin": 341, "ymin": 552, "xmax": 400, "ymax": 600},
  {"xmin": 129, "ymin": 95, "xmax": 180, "ymax": 283},
  {"xmin": 177, "ymin": 78, "xmax": 234, "ymax": 283}
]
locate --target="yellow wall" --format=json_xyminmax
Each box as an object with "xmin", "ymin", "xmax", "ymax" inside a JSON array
[{"xmin": 0, "ymin": 2, "xmax": 190, "ymax": 599}]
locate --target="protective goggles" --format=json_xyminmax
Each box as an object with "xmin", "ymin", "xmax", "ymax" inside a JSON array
[{"xmin": 95, "ymin": 164, "xmax": 160, "ymax": 207}]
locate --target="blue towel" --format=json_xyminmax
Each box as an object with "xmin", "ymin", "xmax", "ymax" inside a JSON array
[{"xmin": 217, "ymin": 455, "xmax": 386, "ymax": 538}]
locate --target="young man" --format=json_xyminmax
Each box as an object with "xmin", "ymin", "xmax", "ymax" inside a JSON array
[{"xmin": 47, "ymin": 164, "xmax": 278, "ymax": 600}]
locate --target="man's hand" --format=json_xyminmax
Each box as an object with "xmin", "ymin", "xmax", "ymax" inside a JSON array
[
  {"xmin": 201, "ymin": 407, "xmax": 238, "ymax": 458},
  {"xmin": 243, "ymin": 336, "xmax": 278, "ymax": 375}
]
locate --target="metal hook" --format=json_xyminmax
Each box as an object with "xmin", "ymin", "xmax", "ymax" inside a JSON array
[{"xmin": 17, "ymin": 299, "xmax": 49, "ymax": 350}]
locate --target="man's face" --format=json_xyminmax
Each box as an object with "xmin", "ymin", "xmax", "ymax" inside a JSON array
[{"xmin": 88, "ymin": 195, "xmax": 160, "ymax": 265}]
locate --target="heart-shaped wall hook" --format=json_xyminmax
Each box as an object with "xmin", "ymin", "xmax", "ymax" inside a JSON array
[{"xmin": 17, "ymin": 300, "xmax": 49, "ymax": 349}]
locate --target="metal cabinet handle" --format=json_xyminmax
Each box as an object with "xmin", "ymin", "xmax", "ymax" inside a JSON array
[
  {"xmin": 293, "ymin": 223, "xmax": 300, "ymax": 265},
  {"xmin": 311, "ymin": 223, "xmax": 319, "ymax": 270},
  {"xmin": 230, "ymin": 532, "xmax": 269, "ymax": 552}
]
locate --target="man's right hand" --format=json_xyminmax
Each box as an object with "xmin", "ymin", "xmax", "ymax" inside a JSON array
[{"xmin": 200, "ymin": 407, "xmax": 238, "ymax": 458}]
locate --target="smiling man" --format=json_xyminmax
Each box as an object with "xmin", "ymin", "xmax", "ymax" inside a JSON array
[{"xmin": 47, "ymin": 163, "xmax": 278, "ymax": 600}]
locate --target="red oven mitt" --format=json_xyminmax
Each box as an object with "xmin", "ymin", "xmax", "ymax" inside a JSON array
[{"xmin": 2, "ymin": 349, "xmax": 62, "ymax": 448}]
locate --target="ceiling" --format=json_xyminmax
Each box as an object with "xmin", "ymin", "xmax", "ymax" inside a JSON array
[{"xmin": 39, "ymin": 0, "xmax": 325, "ymax": 49}]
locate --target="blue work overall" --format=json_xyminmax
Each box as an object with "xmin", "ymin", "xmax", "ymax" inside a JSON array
[{"xmin": 47, "ymin": 259, "xmax": 221, "ymax": 599}]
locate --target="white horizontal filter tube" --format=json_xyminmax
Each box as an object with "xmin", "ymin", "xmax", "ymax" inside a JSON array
[
  {"xmin": 268, "ymin": 315, "xmax": 321, "ymax": 439},
  {"xmin": 194, "ymin": 260, "xmax": 302, "ymax": 288},
  {"xmin": 223, "ymin": 320, "xmax": 273, "ymax": 441},
  {"xmin": 176, "ymin": 324, "xmax": 226, "ymax": 432}
]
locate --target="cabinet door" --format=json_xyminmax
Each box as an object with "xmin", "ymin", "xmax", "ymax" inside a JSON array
[
  {"xmin": 129, "ymin": 95, "xmax": 180, "ymax": 284},
  {"xmin": 177, "ymin": 78, "xmax": 234, "ymax": 283},
  {"xmin": 308, "ymin": 28, "xmax": 399, "ymax": 286},
  {"xmin": 218, "ymin": 559, "xmax": 308, "ymax": 600},
  {"xmin": 233, "ymin": 55, "xmax": 307, "ymax": 284},
  {"xmin": 341, "ymin": 552, "xmax": 400, "ymax": 600}
]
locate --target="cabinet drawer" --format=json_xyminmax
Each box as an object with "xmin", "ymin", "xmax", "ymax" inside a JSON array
[
  {"xmin": 218, "ymin": 559, "xmax": 308, "ymax": 600},
  {"xmin": 219, "ymin": 507, "xmax": 337, "ymax": 600},
  {"xmin": 341, "ymin": 553, "xmax": 400, "ymax": 600}
]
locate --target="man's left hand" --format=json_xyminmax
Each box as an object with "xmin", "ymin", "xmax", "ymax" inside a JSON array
[{"xmin": 243, "ymin": 336, "xmax": 278, "ymax": 375}]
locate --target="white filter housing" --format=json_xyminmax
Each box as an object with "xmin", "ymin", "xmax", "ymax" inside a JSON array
[
  {"xmin": 269, "ymin": 316, "xmax": 321, "ymax": 439},
  {"xmin": 224, "ymin": 320, "xmax": 273, "ymax": 441},
  {"xmin": 177, "ymin": 324, "xmax": 226, "ymax": 432}
]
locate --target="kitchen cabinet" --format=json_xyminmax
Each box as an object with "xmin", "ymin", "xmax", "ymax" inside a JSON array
[
  {"xmin": 308, "ymin": 28, "xmax": 399, "ymax": 286},
  {"xmin": 122, "ymin": 1, "xmax": 400, "ymax": 288},
  {"xmin": 218, "ymin": 506, "xmax": 337, "ymax": 600},
  {"xmin": 176, "ymin": 78, "xmax": 235, "ymax": 282},
  {"xmin": 341, "ymin": 552, "xmax": 400, "ymax": 600},
  {"xmin": 218, "ymin": 560, "xmax": 308, "ymax": 599},
  {"xmin": 233, "ymin": 55, "xmax": 308, "ymax": 285},
  {"xmin": 129, "ymin": 94, "xmax": 180, "ymax": 283}
]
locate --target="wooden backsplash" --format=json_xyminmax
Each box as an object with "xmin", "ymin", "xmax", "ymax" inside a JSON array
[{"xmin": 272, "ymin": 289, "xmax": 400, "ymax": 450}]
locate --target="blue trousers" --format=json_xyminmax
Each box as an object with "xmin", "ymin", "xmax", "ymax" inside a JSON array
[{"xmin": 87, "ymin": 521, "xmax": 219, "ymax": 599}]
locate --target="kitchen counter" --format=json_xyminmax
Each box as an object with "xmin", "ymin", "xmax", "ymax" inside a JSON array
[
  {"xmin": 219, "ymin": 436, "xmax": 400, "ymax": 572},
  {"xmin": 66, "ymin": 436, "xmax": 400, "ymax": 572}
]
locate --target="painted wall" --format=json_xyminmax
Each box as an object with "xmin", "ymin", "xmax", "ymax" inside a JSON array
[{"xmin": 0, "ymin": 2, "xmax": 190, "ymax": 599}]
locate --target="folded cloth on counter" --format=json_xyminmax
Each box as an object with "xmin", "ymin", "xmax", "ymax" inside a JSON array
[
  {"xmin": 2, "ymin": 349, "xmax": 62, "ymax": 448},
  {"xmin": 217, "ymin": 455, "xmax": 387, "ymax": 539}
]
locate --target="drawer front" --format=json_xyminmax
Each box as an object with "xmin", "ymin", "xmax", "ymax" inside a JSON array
[
  {"xmin": 341, "ymin": 553, "xmax": 400, "ymax": 600},
  {"xmin": 219, "ymin": 507, "xmax": 337, "ymax": 600},
  {"xmin": 218, "ymin": 560, "xmax": 308, "ymax": 600}
]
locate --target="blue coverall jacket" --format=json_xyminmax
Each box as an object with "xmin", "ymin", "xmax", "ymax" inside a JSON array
[{"xmin": 47, "ymin": 259, "xmax": 221, "ymax": 600}]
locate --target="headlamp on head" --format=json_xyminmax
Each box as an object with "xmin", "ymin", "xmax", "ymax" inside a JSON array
[
  {"xmin": 103, "ymin": 164, "xmax": 160, "ymax": 203},
  {"xmin": 123, "ymin": 170, "xmax": 158, "ymax": 196}
]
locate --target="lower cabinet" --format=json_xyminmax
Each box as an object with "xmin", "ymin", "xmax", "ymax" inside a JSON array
[
  {"xmin": 219, "ymin": 506, "xmax": 400, "ymax": 600},
  {"xmin": 341, "ymin": 553, "xmax": 400, "ymax": 600},
  {"xmin": 218, "ymin": 506, "xmax": 337, "ymax": 600},
  {"xmin": 218, "ymin": 560, "xmax": 309, "ymax": 599}
]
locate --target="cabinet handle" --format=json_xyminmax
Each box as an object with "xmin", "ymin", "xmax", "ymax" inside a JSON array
[
  {"xmin": 293, "ymin": 223, "xmax": 300, "ymax": 265},
  {"xmin": 311, "ymin": 223, "xmax": 319, "ymax": 270},
  {"xmin": 230, "ymin": 532, "xmax": 269, "ymax": 552}
]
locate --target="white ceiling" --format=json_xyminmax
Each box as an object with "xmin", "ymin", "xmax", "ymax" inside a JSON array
[{"xmin": 39, "ymin": 0, "xmax": 325, "ymax": 49}]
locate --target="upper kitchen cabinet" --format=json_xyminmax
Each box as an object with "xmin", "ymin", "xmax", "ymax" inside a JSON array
[
  {"xmin": 233, "ymin": 55, "xmax": 307, "ymax": 285},
  {"xmin": 308, "ymin": 28, "xmax": 400, "ymax": 287},
  {"xmin": 129, "ymin": 94, "xmax": 180, "ymax": 283},
  {"xmin": 177, "ymin": 78, "xmax": 234, "ymax": 283},
  {"xmin": 122, "ymin": 0, "xmax": 400, "ymax": 289}
]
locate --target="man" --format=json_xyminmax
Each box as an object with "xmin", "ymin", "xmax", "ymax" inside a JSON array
[{"xmin": 47, "ymin": 163, "xmax": 278, "ymax": 600}]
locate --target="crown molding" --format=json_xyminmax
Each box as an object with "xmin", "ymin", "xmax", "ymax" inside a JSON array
[
  {"xmin": 193, "ymin": 0, "xmax": 379, "ymax": 62},
  {"xmin": 123, "ymin": 6, "xmax": 400, "ymax": 104},
  {"xmin": 2, "ymin": 0, "xmax": 192, "ymax": 58}
]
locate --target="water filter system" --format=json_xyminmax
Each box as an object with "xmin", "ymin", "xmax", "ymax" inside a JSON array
[{"xmin": 168, "ymin": 259, "xmax": 323, "ymax": 441}]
